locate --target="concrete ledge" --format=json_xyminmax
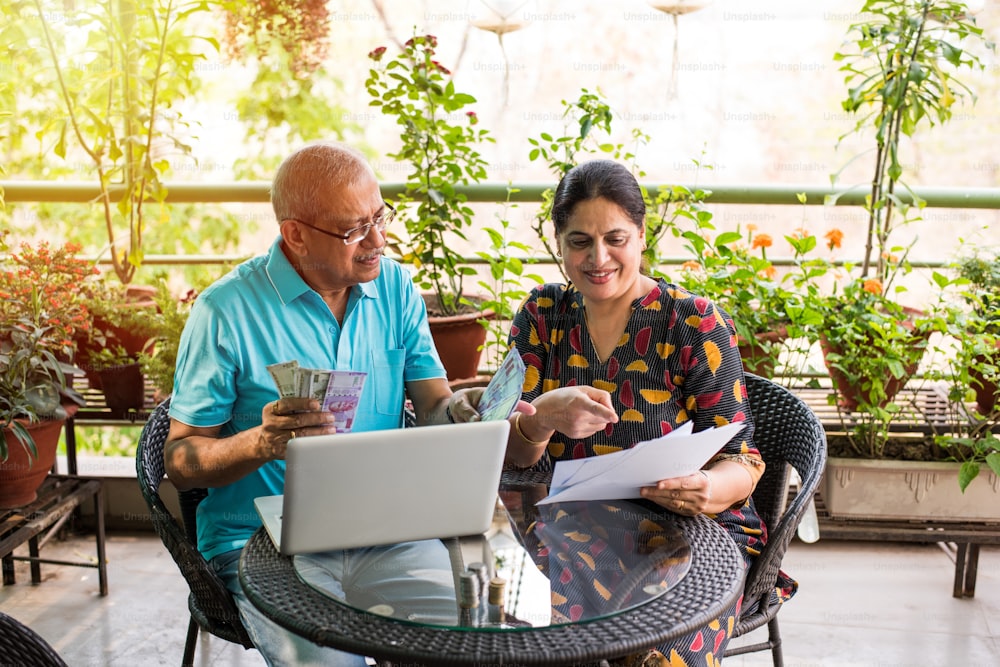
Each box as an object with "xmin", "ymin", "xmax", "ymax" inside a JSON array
[{"xmin": 57, "ymin": 455, "xmax": 182, "ymax": 532}]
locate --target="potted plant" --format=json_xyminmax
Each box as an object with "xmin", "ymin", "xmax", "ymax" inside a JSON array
[
  {"xmin": 924, "ymin": 272, "xmax": 1000, "ymax": 490},
  {"xmin": 0, "ymin": 233, "xmax": 87, "ymax": 507},
  {"xmin": 138, "ymin": 276, "xmax": 202, "ymax": 402},
  {"xmin": 821, "ymin": 266, "xmax": 999, "ymax": 520},
  {"xmin": 90, "ymin": 345, "xmax": 146, "ymax": 418},
  {"xmin": 953, "ymin": 249, "xmax": 1000, "ymax": 414},
  {"xmin": 671, "ymin": 221, "xmax": 795, "ymax": 378},
  {"xmin": 821, "ymin": 0, "xmax": 988, "ymax": 401},
  {"xmin": 76, "ymin": 277, "xmax": 159, "ymax": 391},
  {"xmin": 366, "ymin": 35, "xmax": 496, "ymax": 380},
  {"xmin": 813, "ymin": 0, "xmax": 988, "ymax": 443}
]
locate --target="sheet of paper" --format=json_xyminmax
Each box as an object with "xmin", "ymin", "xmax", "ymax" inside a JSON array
[
  {"xmin": 477, "ymin": 347, "xmax": 527, "ymax": 422},
  {"xmin": 551, "ymin": 422, "xmax": 695, "ymax": 489},
  {"xmin": 538, "ymin": 422, "xmax": 747, "ymax": 505}
]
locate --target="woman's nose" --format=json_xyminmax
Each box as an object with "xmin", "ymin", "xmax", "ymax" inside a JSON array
[{"xmin": 591, "ymin": 241, "xmax": 610, "ymax": 264}]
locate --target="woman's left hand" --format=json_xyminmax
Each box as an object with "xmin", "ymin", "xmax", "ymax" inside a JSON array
[{"xmin": 640, "ymin": 470, "xmax": 712, "ymax": 516}]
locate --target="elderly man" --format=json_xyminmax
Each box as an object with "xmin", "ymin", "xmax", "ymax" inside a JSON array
[{"xmin": 165, "ymin": 141, "xmax": 488, "ymax": 665}]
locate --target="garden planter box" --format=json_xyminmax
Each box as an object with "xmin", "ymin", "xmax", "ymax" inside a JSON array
[{"xmin": 823, "ymin": 457, "xmax": 1000, "ymax": 523}]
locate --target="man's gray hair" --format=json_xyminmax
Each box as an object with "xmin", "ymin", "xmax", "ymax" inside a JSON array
[{"xmin": 271, "ymin": 141, "xmax": 373, "ymax": 224}]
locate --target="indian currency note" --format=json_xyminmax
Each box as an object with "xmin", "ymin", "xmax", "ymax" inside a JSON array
[
  {"xmin": 306, "ymin": 369, "xmax": 333, "ymax": 402},
  {"xmin": 266, "ymin": 360, "xmax": 300, "ymax": 398},
  {"xmin": 322, "ymin": 371, "xmax": 367, "ymax": 432}
]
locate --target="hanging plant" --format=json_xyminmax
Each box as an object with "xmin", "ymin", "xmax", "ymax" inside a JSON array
[{"xmin": 221, "ymin": 0, "xmax": 331, "ymax": 77}]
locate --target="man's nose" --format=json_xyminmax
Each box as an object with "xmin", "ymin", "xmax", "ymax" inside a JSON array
[{"xmin": 361, "ymin": 224, "xmax": 386, "ymax": 249}]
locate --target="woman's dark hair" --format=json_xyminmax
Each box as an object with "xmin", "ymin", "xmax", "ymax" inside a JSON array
[{"xmin": 551, "ymin": 160, "xmax": 646, "ymax": 234}]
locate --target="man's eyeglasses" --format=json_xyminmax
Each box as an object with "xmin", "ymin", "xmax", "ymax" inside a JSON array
[{"xmin": 287, "ymin": 201, "xmax": 396, "ymax": 245}]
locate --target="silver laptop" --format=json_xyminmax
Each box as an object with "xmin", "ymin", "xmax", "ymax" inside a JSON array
[{"xmin": 254, "ymin": 419, "xmax": 511, "ymax": 555}]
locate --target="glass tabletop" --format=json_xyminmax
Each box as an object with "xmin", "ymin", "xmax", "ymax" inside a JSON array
[{"xmin": 292, "ymin": 479, "xmax": 691, "ymax": 630}]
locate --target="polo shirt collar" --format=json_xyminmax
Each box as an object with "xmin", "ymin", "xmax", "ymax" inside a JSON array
[{"xmin": 265, "ymin": 237, "xmax": 379, "ymax": 305}]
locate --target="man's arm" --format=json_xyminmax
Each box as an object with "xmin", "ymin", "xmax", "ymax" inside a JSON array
[{"xmin": 164, "ymin": 397, "xmax": 336, "ymax": 490}]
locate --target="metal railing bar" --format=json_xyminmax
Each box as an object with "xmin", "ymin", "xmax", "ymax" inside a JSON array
[
  {"xmin": 2, "ymin": 181, "xmax": 999, "ymax": 209},
  {"xmin": 64, "ymin": 254, "xmax": 953, "ymax": 270}
]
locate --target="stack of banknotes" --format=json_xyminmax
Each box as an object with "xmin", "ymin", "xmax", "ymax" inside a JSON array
[{"xmin": 266, "ymin": 360, "xmax": 367, "ymax": 432}]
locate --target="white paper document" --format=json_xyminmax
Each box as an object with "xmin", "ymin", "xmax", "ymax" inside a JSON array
[{"xmin": 538, "ymin": 421, "xmax": 748, "ymax": 505}]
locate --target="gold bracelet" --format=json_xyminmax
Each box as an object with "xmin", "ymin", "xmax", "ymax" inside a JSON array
[{"xmin": 514, "ymin": 413, "xmax": 548, "ymax": 447}]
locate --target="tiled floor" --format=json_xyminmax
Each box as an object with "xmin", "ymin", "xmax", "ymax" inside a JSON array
[{"xmin": 1, "ymin": 528, "xmax": 998, "ymax": 666}]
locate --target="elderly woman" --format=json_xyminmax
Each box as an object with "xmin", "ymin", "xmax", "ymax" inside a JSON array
[{"xmin": 504, "ymin": 159, "xmax": 795, "ymax": 665}]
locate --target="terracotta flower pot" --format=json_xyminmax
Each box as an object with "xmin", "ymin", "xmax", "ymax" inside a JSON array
[
  {"xmin": 820, "ymin": 307, "xmax": 929, "ymax": 411},
  {"xmin": 737, "ymin": 325, "xmax": 789, "ymax": 378},
  {"xmin": 969, "ymin": 339, "xmax": 1000, "ymax": 415},
  {"xmin": 97, "ymin": 362, "xmax": 146, "ymax": 417},
  {"xmin": 424, "ymin": 294, "xmax": 495, "ymax": 382},
  {"xmin": 0, "ymin": 404, "xmax": 79, "ymax": 508}
]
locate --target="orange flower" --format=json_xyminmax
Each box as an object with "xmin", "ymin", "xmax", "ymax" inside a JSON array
[
  {"xmin": 881, "ymin": 251, "xmax": 899, "ymax": 263},
  {"xmin": 747, "ymin": 224, "xmax": 758, "ymax": 233},
  {"xmin": 862, "ymin": 279, "xmax": 882, "ymax": 295},
  {"xmin": 761, "ymin": 265, "xmax": 777, "ymax": 280},
  {"xmin": 681, "ymin": 260, "xmax": 701, "ymax": 272},
  {"xmin": 751, "ymin": 234, "xmax": 773, "ymax": 249},
  {"xmin": 824, "ymin": 228, "xmax": 844, "ymax": 250}
]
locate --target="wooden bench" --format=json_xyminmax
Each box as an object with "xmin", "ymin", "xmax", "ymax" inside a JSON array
[{"xmin": 1, "ymin": 475, "xmax": 108, "ymax": 596}]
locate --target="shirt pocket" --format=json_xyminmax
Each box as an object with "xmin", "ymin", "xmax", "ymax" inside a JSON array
[{"xmin": 371, "ymin": 347, "xmax": 406, "ymax": 416}]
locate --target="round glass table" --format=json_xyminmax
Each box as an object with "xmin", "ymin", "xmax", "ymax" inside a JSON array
[{"xmin": 239, "ymin": 470, "xmax": 744, "ymax": 666}]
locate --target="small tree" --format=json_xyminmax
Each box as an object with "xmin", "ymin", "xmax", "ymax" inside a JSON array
[
  {"xmin": 33, "ymin": 0, "xmax": 210, "ymax": 284},
  {"xmin": 834, "ymin": 0, "xmax": 990, "ymax": 286}
]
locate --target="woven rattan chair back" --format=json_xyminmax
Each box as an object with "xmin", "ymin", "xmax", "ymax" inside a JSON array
[
  {"xmin": 0, "ymin": 612, "xmax": 68, "ymax": 667},
  {"xmin": 135, "ymin": 397, "xmax": 254, "ymax": 666},
  {"xmin": 723, "ymin": 374, "xmax": 827, "ymax": 666}
]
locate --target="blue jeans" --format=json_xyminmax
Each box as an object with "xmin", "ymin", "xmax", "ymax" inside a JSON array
[{"xmin": 212, "ymin": 539, "xmax": 458, "ymax": 667}]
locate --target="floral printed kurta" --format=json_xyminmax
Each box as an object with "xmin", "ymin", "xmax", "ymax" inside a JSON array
[{"xmin": 509, "ymin": 279, "xmax": 796, "ymax": 666}]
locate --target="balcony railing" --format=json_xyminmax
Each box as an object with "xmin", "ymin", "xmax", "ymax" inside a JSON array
[{"xmin": 3, "ymin": 180, "xmax": 998, "ymax": 269}]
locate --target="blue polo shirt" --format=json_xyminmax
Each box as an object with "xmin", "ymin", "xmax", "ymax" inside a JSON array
[{"xmin": 170, "ymin": 238, "xmax": 445, "ymax": 560}]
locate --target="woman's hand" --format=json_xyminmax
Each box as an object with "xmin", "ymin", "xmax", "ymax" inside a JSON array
[
  {"xmin": 640, "ymin": 470, "xmax": 713, "ymax": 517},
  {"xmin": 527, "ymin": 386, "xmax": 619, "ymax": 440}
]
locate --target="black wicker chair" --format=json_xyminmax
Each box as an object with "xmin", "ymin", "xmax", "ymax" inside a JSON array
[
  {"xmin": 0, "ymin": 612, "xmax": 68, "ymax": 667},
  {"xmin": 722, "ymin": 374, "xmax": 827, "ymax": 666},
  {"xmin": 135, "ymin": 397, "xmax": 255, "ymax": 666}
]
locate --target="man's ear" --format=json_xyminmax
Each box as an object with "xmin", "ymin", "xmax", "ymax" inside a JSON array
[{"xmin": 280, "ymin": 219, "xmax": 308, "ymax": 255}]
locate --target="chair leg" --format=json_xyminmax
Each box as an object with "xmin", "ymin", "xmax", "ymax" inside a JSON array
[
  {"xmin": 767, "ymin": 616, "xmax": 784, "ymax": 667},
  {"xmin": 182, "ymin": 616, "xmax": 199, "ymax": 667}
]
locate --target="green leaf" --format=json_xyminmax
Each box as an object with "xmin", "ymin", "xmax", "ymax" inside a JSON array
[
  {"xmin": 958, "ymin": 461, "xmax": 979, "ymax": 493},
  {"xmin": 941, "ymin": 42, "xmax": 963, "ymax": 68},
  {"xmin": 931, "ymin": 271, "xmax": 951, "ymax": 289},
  {"xmin": 715, "ymin": 231, "xmax": 742, "ymax": 246},
  {"xmin": 986, "ymin": 451, "xmax": 1000, "ymax": 478}
]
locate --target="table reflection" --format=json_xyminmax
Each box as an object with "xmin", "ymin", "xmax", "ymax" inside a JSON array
[{"xmin": 292, "ymin": 477, "xmax": 691, "ymax": 630}]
